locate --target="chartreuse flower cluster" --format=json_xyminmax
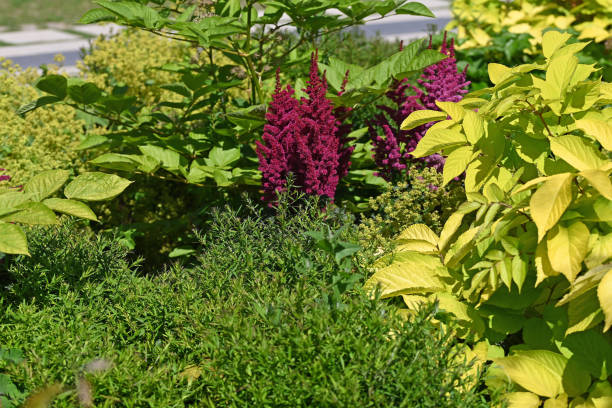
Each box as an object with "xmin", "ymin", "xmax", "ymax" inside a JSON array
[
  {"xmin": 366, "ymin": 31, "xmax": 612, "ymax": 407},
  {"xmin": 0, "ymin": 59, "xmax": 88, "ymax": 183},
  {"xmin": 369, "ymin": 34, "xmax": 469, "ymax": 180}
]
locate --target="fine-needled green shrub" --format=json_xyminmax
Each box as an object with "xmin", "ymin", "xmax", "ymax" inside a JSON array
[{"xmin": 0, "ymin": 199, "xmax": 494, "ymax": 407}]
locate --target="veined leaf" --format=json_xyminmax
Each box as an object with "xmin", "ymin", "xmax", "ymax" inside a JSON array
[
  {"xmin": 24, "ymin": 169, "xmax": 70, "ymax": 201},
  {"xmin": 580, "ymin": 170, "xmax": 612, "ymax": 200},
  {"xmin": 410, "ymin": 128, "xmax": 467, "ymax": 158},
  {"xmin": 400, "ymin": 109, "xmax": 447, "ymax": 130},
  {"xmin": 462, "ymin": 110, "xmax": 484, "ymax": 144},
  {"xmin": 542, "ymin": 31, "xmax": 572, "ymax": 59},
  {"xmin": 396, "ymin": 223, "xmax": 439, "ymax": 246},
  {"xmin": 64, "ymin": 172, "xmax": 132, "ymax": 201},
  {"xmin": 598, "ymin": 268, "xmax": 612, "ymax": 331},
  {"xmin": 435, "ymin": 101, "xmax": 466, "ymax": 122},
  {"xmin": 575, "ymin": 119, "xmax": 612, "ymax": 151},
  {"xmin": 494, "ymin": 350, "xmax": 567, "ymax": 398},
  {"xmin": 438, "ymin": 212, "xmax": 466, "ymax": 253},
  {"xmin": 0, "ymin": 222, "xmax": 29, "ymax": 255},
  {"xmin": 536, "ymin": 240, "xmax": 559, "ymax": 286},
  {"xmin": 1, "ymin": 202, "xmax": 57, "ymax": 225},
  {"xmin": 488, "ymin": 63, "xmax": 512, "ymax": 85},
  {"xmin": 43, "ymin": 198, "xmax": 98, "ymax": 222},
  {"xmin": 557, "ymin": 264, "xmax": 612, "ymax": 306},
  {"xmin": 547, "ymin": 222, "xmax": 590, "ymax": 284},
  {"xmin": 443, "ymin": 146, "xmax": 473, "ymax": 186},
  {"xmin": 530, "ymin": 173, "xmax": 574, "ymax": 241},
  {"xmin": 549, "ymin": 135, "xmax": 607, "ymax": 171},
  {"xmin": 364, "ymin": 252, "xmax": 448, "ymax": 298},
  {"xmin": 546, "ymin": 53, "xmax": 578, "ymax": 98}
]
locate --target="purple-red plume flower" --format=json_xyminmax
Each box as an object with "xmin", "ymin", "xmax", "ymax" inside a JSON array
[
  {"xmin": 0, "ymin": 168, "xmax": 10, "ymax": 183},
  {"xmin": 256, "ymin": 52, "xmax": 353, "ymax": 203},
  {"xmin": 370, "ymin": 32, "xmax": 470, "ymax": 181}
]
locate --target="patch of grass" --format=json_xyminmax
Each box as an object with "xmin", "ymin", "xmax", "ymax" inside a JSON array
[
  {"xmin": 0, "ymin": 196, "xmax": 497, "ymax": 407},
  {"xmin": 0, "ymin": 0, "xmax": 94, "ymax": 29}
]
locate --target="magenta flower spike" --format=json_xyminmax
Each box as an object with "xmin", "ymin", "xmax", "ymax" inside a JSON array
[
  {"xmin": 370, "ymin": 32, "xmax": 470, "ymax": 180},
  {"xmin": 256, "ymin": 52, "xmax": 353, "ymax": 204}
]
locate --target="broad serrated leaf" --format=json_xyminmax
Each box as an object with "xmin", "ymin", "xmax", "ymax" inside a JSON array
[
  {"xmin": 35, "ymin": 75, "xmax": 67, "ymax": 99},
  {"xmin": 24, "ymin": 169, "xmax": 70, "ymax": 201},
  {"xmin": 395, "ymin": 2, "xmax": 435, "ymax": 17},
  {"xmin": 575, "ymin": 119, "xmax": 612, "ymax": 151},
  {"xmin": 530, "ymin": 173, "xmax": 574, "ymax": 241},
  {"xmin": 550, "ymin": 135, "xmax": 607, "ymax": 171},
  {"xmin": 16, "ymin": 95, "xmax": 63, "ymax": 116},
  {"xmin": 400, "ymin": 109, "xmax": 447, "ymax": 130},
  {"xmin": 598, "ymin": 268, "xmax": 612, "ymax": 331},
  {"xmin": 462, "ymin": 110, "xmax": 484, "ymax": 144},
  {"xmin": 364, "ymin": 252, "xmax": 448, "ymax": 298},
  {"xmin": 506, "ymin": 392, "xmax": 541, "ymax": 408},
  {"xmin": 43, "ymin": 198, "xmax": 98, "ymax": 222},
  {"xmin": 547, "ymin": 222, "xmax": 590, "ymax": 284},
  {"xmin": 0, "ymin": 222, "xmax": 29, "ymax": 255},
  {"xmin": 64, "ymin": 172, "xmax": 132, "ymax": 201},
  {"xmin": 1, "ymin": 202, "xmax": 57, "ymax": 225},
  {"xmin": 443, "ymin": 146, "xmax": 474, "ymax": 186},
  {"xmin": 79, "ymin": 7, "xmax": 117, "ymax": 24},
  {"xmin": 68, "ymin": 83, "xmax": 102, "ymax": 104},
  {"xmin": 580, "ymin": 170, "xmax": 612, "ymax": 200},
  {"xmin": 494, "ymin": 350, "xmax": 567, "ymax": 398},
  {"xmin": 435, "ymin": 101, "xmax": 466, "ymax": 122},
  {"xmin": 411, "ymin": 128, "xmax": 467, "ymax": 158},
  {"xmin": 396, "ymin": 223, "xmax": 439, "ymax": 246}
]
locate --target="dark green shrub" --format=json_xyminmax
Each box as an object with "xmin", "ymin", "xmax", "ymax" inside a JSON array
[{"xmin": 0, "ymin": 199, "xmax": 493, "ymax": 407}]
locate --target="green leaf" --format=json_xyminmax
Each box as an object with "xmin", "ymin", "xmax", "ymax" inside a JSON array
[
  {"xmin": 400, "ymin": 110, "xmax": 447, "ymax": 130},
  {"xmin": 494, "ymin": 350, "xmax": 567, "ymax": 398},
  {"xmin": 395, "ymin": 2, "xmax": 435, "ymax": 17},
  {"xmin": 396, "ymin": 224, "xmax": 439, "ymax": 246},
  {"xmin": 16, "ymin": 95, "xmax": 63, "ymax": 116},
  {"xmin": 24, "ymin": 169, "xmax": 70, "ymax": 201},
  {"xmin": 547, "ymin": 222, "xmax": 590, "ymax": 284},
  {"xmin": 364, "ymin": 252, "xmax": 448, "ymax": 298},
  {"xmin": 35, "ymin": 75, "xmax": 67, "ymax": 99},
  {"xmin": 462, "ymin": 110, "xmax": 484, "ymax": 144},
  {"xmin": 64, "ymin": 172, "xmax": 132, "ymax": 201},
  {"xmin": 79, "ymin": 7, "xmax": 117, "ymax": 24},
  {"xmin": 546, "ymin": 53, "xmax": 578, "ymax": 98},
  {"xmin": 580, "ymin": 170, "xmax": 612, "ymax": 200},
  {"xmin": 563, "ymin": 331, "xmax": 612, "ymax": 379},
  {"xmin": 598, "ymin": 268, "xmax": 612, "ymax": 331},
  {"xmin": 411, "ymin": 128, "xmax": 467, "ymax": 158},
  {"xmin": 205, "ymin": 147, "xmax": 241, "ymax": 168},
  {"xmin": 43, "ymin": 198, "xmax": 98, "ymax": 222},
  {"xmin": 530, "ymin": 173, "xmax": 574, "ymax": 242},
  {"xmin": 506, "ymin": 392, "xmax": 541, "ymax": 408},
  {"xmin": 512, "ymin": 255, "xmax": 527, "ymax": 292},
  {"xmin": 89, "ymin": 153, "xmax": 139, "ymax": 172},
  {"xmin": 443, "ymin": 146, "xmax": 473, "ymax": 186},
  {"xmin": 575, "ymin": 119, "xmax": 612, "ymax": 151},
  {"xmin": 550, "ymin": 135, "xmax": 607, "ymax": 171},
  {"xmin": 68, "ymin": 83, "xmax": 102, "ymax": 104},
  {"xmin": 435, "ymin": 101, "xmax": 466, "ymax": 122},
  {"xmin": 0, "ymin": 222, "xmax": 29, "ymax": 255},
  {"xmin": 78, "ymin": 134, "xmax": 109, "ymax": 150},
  {"xmin": 138, "ymin": 145, "xmax": 184, "ymax": 171},
  {"xmin": 1, "ymin": 202, "xmax": 57, "ymax": 225},
  {"xmin": 557, "ymin": 264, "xmax": 611, "ymax": 306}
]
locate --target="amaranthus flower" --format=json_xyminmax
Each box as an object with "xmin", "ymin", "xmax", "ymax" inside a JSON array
[
  {"xmin": 256, "ymin": 52, "xmax": 352, "ymax": 203},
  {"xmin": 0, "ymin": 168, "xmax": 10, "ymax": 183},
  {"xmin": 370, "ymin": 33, "xmax": 470, "ymax": 181}
]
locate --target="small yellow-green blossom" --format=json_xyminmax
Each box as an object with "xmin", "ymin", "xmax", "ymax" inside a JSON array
[{"xmin": 0, "ymin": 59, "xmax": 89, "ymax": 183}]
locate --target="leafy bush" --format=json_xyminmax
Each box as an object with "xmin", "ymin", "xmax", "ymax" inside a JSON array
[
  {"xmin": 0, "ymin": 198, "xmax": 494, "ymax": 407},
  {"xmin": 0, "ymin": 348, "xmax": 24, "ymax": 408},
  {"xmin": 366, "ymin": 31, "xmax": 612, "ymax": 406},
  {"xmin": 0, "ymin": 59, "xmax": 90, "ymax": 183}
]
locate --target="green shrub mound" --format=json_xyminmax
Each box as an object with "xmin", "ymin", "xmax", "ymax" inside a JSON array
[{"xmin": 0, "ymin": 202, "xmax": 494, "ymax": 407}]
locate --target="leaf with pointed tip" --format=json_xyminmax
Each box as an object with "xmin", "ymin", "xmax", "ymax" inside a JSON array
[
  {"xmin": 530, "ymin": 173, "xmax": 574, "ymax": 241},
  {"xmin": 0, "ymin": 222, "xmax": 29, "ymax": 255}
]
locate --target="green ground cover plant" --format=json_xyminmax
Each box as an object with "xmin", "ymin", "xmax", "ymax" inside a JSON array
[
  {"xmin": 366, "ymin": 31, "xmax": 612, "ymax": 406},
  {"xmin": 0, "ymin": 197, "xmax": 495, "ymax": 407}
]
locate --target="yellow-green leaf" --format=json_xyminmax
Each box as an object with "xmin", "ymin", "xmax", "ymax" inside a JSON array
[
  {"xmin": 400, "ymin": 109, "xmax": 447, "ymax": 130},
  {"xmin": 547, "ymin": 222, "xmax": 590, "ymax": 284},
  {"xmin": 488, "ymin": 63, "xmax": 512, "ymax": 85},
  {"xmin": 396, "ymin": 223, "xmax": 439, "ymax": 246},
  {"xmin": 580, "ymin": 170, "xmax": 612, "ymax": 200},
  {"xmin": 494, "ymin": 350, "xmax": 568, "ymax": 398},
  {"xmin": 546, "ymin": 54, "xmax": 579, "ymax": 98},
  {"xmin": 43, "ymin": 198, "xmax": 98, "ymax": 222},
  {"xmin": 64, "ymin": 172, "xmax": 132, "ymax": 201},
  {"xmin": 438, "ymin": 212, "xmax": 466, "ymax": 253},
  {"xmin": 557, "ymin": 264, "xmax": 611, "ymax": 306},
  {"xmin": 543, "ymin": 31, "xmax": 572, "ymax": 59},
  {"xmin": 0, "ymin": 222, "xmax": 29, "ymax": 255},
  {"xmin": 410, "ymin": 128, "xmax": 467, "ymax": 158},
  {"xmin": 536, "ymin": 240, "xmax": 559, "ymax": 286},
  {"xmin": 435, "ymin": 101, "xmax": 466, "ymax": 121},
  {"xmin": 506, "ymin": 392, "xmax": 541, "ymax": 408},
  {"xmin": 462, "ymin": 110, "xmax": 484, "ymax": 144},
  {"xmin": 443, "ymin": 146, "xmax": 474, "ymax": 186},
  {"xmin": 530, "ymin": 173, "xmax": 574, "ymax": 241},
  {"xmin": 24, "ymin": 169, "xmax": 70, "ymax": 201},
  {"xmin": 549, "ymin": 135, "xmax": 607, "ymax": 171},
  {"xmin": 598, "ymin": 268, "xmax": 612, "ymax": 331},
  {"xmin": 364, "ymin": 252, "xmax": 447, "ymax": 298},
  {"xmin": 575, "ymin": 119, "xmax": 612, "ymax": 151},
  {"xmin": 0, "ymin": 202, "xmax": 58, "ymax": 225}
]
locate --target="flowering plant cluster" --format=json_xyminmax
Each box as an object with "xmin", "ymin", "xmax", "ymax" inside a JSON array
[
  {"xmin": 256, "ymin": 52, "xmax": 353, "ymax": 203},
  {"xmin": 0, "ymin": 168, "xmax": 10, "ymax": 183},
  {"xmin": 369, "ymin": 33, "xmax": 470, "ymax": 181}
]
